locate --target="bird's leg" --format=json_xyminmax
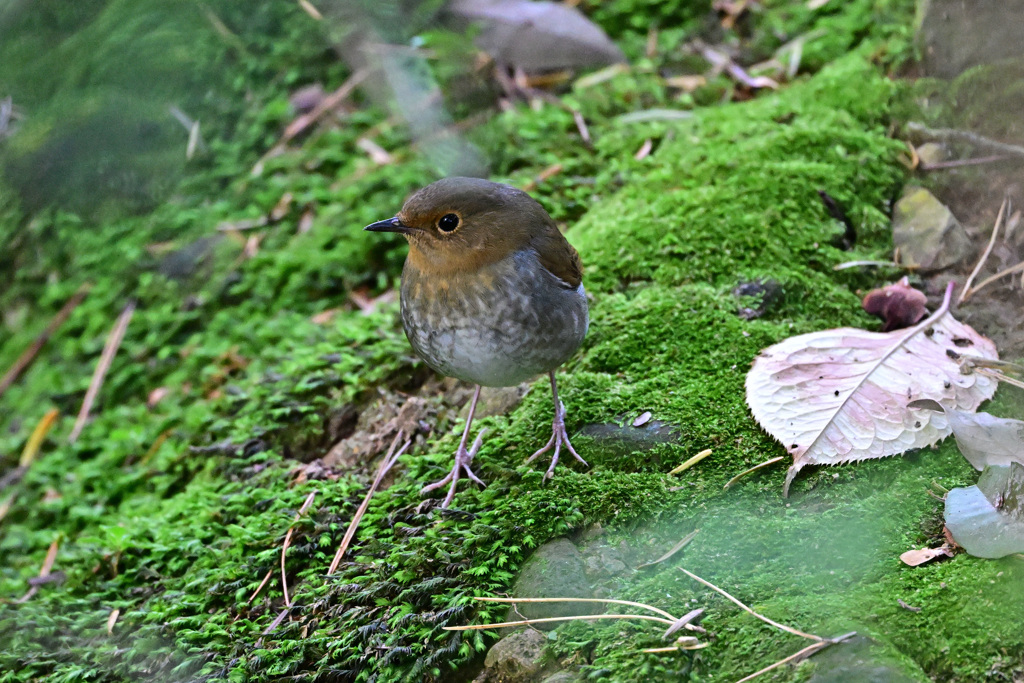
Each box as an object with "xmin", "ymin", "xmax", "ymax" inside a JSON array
[
  {"xmin": 526, "ymin": 371, "xmax": 588, "ymax": 480},
  {"xmin": 421, "ymin": 384, "xmax": 487, "ymax": 508}
]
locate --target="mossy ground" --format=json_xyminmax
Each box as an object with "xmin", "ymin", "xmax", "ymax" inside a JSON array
[{"xmin": 2, "ymin": 1, "xmax": 1022, "ymax": 682}]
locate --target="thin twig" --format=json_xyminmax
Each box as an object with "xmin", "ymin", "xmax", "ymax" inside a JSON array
[
  {"xmin": 961, "ymin": 260, "xmax": 1024, "ymax": 302},
  {"xmin": 253, "ymin": 69, "xmax": 368, "ymax": 176},
  {"xmin": 733, "ymin": 635, "xmax": 853, "ymax": 683},
  {"xmin": 723, "ymin": 456, "xmax": 785, "ymax": 488},
  {"xmin": 474, "ymin": 596, "xmax": 677, "ymax": 621},
  {"xmin": 263, "ymin": 607, "xmax": 291, "ymax": 635},
  {"xmin": 0, "ymin": 283, "xmax": 91, "ymax": 398},
  {"xmin": 20, "ymin": 409, "xmax": 60, "ymax": 468},
  {"xmin": 832, "ymin": 260, "xmax": 900, "ymax": 271},
  {"xmin": 976, "ymin": 368, "xmax": 1024, "ymax": 391},
  {"xmin": 281, "ymin": 491, "xmax": 318, "ymax": 607},
  {"xmin": 297, "ymin": 0, "xmax": 322, "ymax": 20},
  {"xmin": 637, "ymin": 529, "xmax": 699, "ymax": 569},
  {"xmin": 444, "ymin": 613, "xmax": 676, "ymax": 631},
  {"xmin": 69, "ymin": 301, "xmax": 136, "ymax": 443},
  {"xmin": 669, "ymin": 449, "xmax": 713, "ymax": 475},
  {"xmin": 326, "ymin": 432, "xmax": 410, "ymax": 575},
  {"xmin": 248, "ymin": 569, "xmax": 274, "ymax": 604},
  {"xmin": 959, "ymin": 198, "xmax": 1007, "ymax": 304},
  {"xmin": 17, "ymin": 537, "xmax": 59, "ymax": 603},
  {"xmin": 906, "ymin": 122, "xmax": 1024, "ymax": 160},
  {"xmin": 920, "ymin": 155, "xmax": 1012, "ymax": 170},
  {"xmin": 679, "ymin": 568, "xmax": 822, "ymax": 641}
]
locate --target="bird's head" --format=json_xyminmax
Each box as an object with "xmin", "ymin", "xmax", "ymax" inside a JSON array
[{"xmin": 364, "ymin": 177, "xmax": 554, "ymax": 275}]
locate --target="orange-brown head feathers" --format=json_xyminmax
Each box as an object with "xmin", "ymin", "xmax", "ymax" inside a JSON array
[{"xmin": 365, "ymin": 177, "xmax": 582, "ymax": 286}]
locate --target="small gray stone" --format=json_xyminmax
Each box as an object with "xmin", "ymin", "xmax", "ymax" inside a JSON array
[
  {"xmin": 483, "ymin": 629, "xmax": 550, "ymax": 682},
  {"xmin": 540, "ymin": 672, "xmax": 582, "ymax": 683},
  {"xmin": 892, "ymin": 186, "xmax": 971, "ymax": 271},
  {"xmin": 914, "ymin": 142, "xmax": 947, "ymax": 167},
  {"xmin": 510, "ymin": 538, "xmax": 598, "ymax": 629}
]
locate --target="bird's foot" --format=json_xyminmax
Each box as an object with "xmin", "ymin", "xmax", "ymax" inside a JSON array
[
  {"xmin": 421, "ymin": 429, "xmax": 488, "ymax": 508},
  {"xmin": 525, "ymin": 401, "xmax": 588, "ymax": 481}
]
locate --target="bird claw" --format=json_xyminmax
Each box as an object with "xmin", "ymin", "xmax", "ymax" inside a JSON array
[
  {"xmin": 526, "ymin": 400, "xmax": 587, "ymax": 480},
  {"xmin": 421, "ymin": 429, "xmax": 488, "ymax": 508}
]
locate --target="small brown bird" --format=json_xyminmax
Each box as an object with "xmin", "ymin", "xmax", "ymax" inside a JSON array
[{"xmin": 365, "ymin": 177, "xmax": 589, "ymax": 507}]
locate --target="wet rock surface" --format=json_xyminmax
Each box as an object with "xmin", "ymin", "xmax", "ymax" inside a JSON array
[
  {"xmin": 806, "ymin": 636, "xmax": 925, "ymax": 683},
  {"xmin": 509, "ymin": 538, "xmax": 598, "ymax": 627},
  {"xmin": 918, "ymin": 0, "xmax": 1024, "ymax": 78},
  {"xmin": 477, "ymin": 629, "xmax": 552, "ymax": 683},
  {"xmin": 891, "ymin": 186, "xmax": 970, "ymax": 271}
]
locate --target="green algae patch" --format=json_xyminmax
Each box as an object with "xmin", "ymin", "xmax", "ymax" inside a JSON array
[{"xmin": 2, "ymin": 1, "xmax": 1022, "ymax": 682}]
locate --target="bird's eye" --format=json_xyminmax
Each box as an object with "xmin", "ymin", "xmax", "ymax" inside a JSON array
[{"xmin": 437, "ymin": 213, "xmax": 460, "ymax": 232}]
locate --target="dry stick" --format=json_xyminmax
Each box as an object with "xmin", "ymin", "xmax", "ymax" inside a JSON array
[
  {"xmin": 636, "ymin": 529, "xmax": 699, "ymax": 569},
  {"xmin": 0, "ymin": 409, "xmax": 62, "ymax": 496},
  {"xmin": 445, "ymin": 613, "xmax": 677, "ymax": 631},
  {"xmin": 248, "ymin": 569, "xmax": 275, "ymax": 604},
  {"xmin": 906, "ymin": 122, "xmax": 1024, "ymax": 160},
  {"xmin": 679, "ymin": 568, "xmax": 822, "ymax": 641},
  {"xmin": 69, "ymin": 301, "xmax": 136, "ymax": 443},
  {"xmin": 263, "ymin": 606, "xmax": 291, "ymax": 635},
  {"xmin": 959, "ymin": 198, "xmax": 1008, "ymax": 304},
  {"xmin": 0, "ymin": 283, "xmax": 91, "ymax": 397},
  {"xmin": 723, "ymin": 456, "xmax": 785, "ymax": 489},
  {"xmin": 961, "ymin": 260, "xmax": 1024, "ymax": 303},
  {"xmin": 297, "ymin": 0, "xmax": 323, "ymax": 20},
  {"xmin": 17, "ymin": 537, "xmax": 59, "ymax": 603},
  {"xmin": 733, "ymin": 632, "xmax": 857, "ymax": 683},
  {"xmin": 252, "ymin": 69, "xmax": 369, "ymax": 175},
  {"xmin": 281, "ymin": 491, "xmax": 319, "ymax": 607},
  {"xmin": 473, "ymin": 596, "xmax": 678, "ymax": 622},
  {"xmin": 974, "ymin": 366, "xmax": 1024, "ymax": 392},
  {"xmin": 326, "ymin": 432, "xmax": 411, "ymax": 576},
  {"xmin": 920, "ymin": 155, "xmax": 1012, "ymax": 171},
  {"xmin": 669, "ymin": 449, "xmax": 713, "ymax": 475},
  {"xmin": 20, "ymin": 409, "xmax": 60, "ymax": 468}
]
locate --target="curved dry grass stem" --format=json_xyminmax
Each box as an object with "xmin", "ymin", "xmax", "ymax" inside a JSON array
[
  {"xmin": 732, "ymin": 631, "xmax": 856, "ymax": 683},
  {"xmin": 473, "ymin": 596, "xmax": 677, "ymax": 622},
  {"xmin": 444, "ymin": 613, "xmax": 676, "ymax": 631},
  {"xmin": 669, "ymin": 449, "xmax": 713, "ymax": 475},
  {"xmin": 327, "ymin": 431, "xmax": 410, "ymax": 575},
  {"xmin": 69, "ymin": 300, "xmax": 135, "ymax": 443},
  {"xmin": 679, "ymin": 568, "xmax": 823, "ymax": 642},
  {"xmin": 281, "ymin": 490, "xmax": 318, "ymax": 607},
  {"xmin": 724, "ymin": 456, "xmax": 785, "ymax": 489},
  {"xmin": 960, "ymin": 198, "xmax": 1007, "ymax": 304}
]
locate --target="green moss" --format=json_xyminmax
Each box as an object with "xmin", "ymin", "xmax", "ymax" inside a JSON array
[{"xmin": 2, "ymin": 0, "xmax": 1021, "ymax": 682}]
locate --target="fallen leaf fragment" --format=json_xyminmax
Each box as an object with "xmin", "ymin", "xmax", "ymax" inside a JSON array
[
  {"xmin": 746, "ymin": 282, "xmax": 998, "ymax": 496},
  {"xmin": 633, "ymin": 411, "xmax": 652, "ymax": 427},
  {"xmin": 907, "ymin": 400, "xmax": 1024, "ymax": 471},
  {"xmin": 944, "ymin": 463, "xmax": 1024, "ymax": 558},
  {"xmin": 899, "ymin": 544, "xmax": 953, "ymax": 567},
  {"xmin": 447, "ymin": 0, "xmax": 626, "ymax": 72},
  {"xmin": 862, "ymin": 277, "xmax": 927, "ymax": 331}
]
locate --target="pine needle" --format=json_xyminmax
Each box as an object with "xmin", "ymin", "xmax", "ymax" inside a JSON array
[{"xmin": 69, "ymin": 300, "xmax": 136, "ymax": 443}]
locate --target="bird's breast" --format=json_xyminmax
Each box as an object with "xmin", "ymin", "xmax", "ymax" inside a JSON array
[{"xmin": 400, "ymin": 250, "xmax": 588, "ymax": 387}]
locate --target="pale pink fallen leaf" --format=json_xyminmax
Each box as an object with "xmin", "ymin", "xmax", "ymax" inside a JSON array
[
  {"xmin": 746, "ymin": 282, "xmax": 998, "ymax": 495},
  {"xmin": 899, "ymin": 544, "xmax": 953, "ymax": 567}
]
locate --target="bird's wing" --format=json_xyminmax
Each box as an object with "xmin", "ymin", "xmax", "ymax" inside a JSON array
[{"xmin": 532, "ymin": 227, "xmax": 583, "ymax": 289}]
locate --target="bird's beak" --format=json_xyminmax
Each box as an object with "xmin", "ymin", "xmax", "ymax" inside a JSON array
[{"xmin": 364, "ymin": 216, "xmax": 415, "ymax": 234}]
